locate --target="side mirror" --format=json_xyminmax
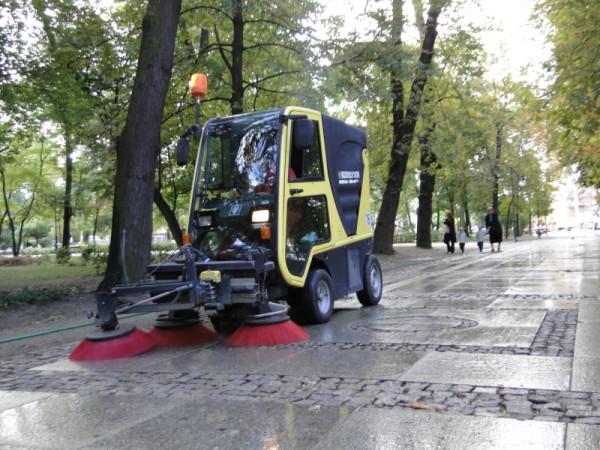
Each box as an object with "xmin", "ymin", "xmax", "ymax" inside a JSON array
[
  {"xmin": 176, "ymin": 138, "xmax": 189, "ymax": 166},
  {"xmin": 293, "ymin": 118, "xmax": 314, "ymax": 150}
]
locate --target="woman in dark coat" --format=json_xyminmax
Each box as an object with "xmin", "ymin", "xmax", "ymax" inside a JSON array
[
  {"xmin": 485, "ymin": 207, "xmax": 503, "ymax": 252},
  {"xmin": 443, "ymin": 212, "xmax": 456, "ymax": 254}
]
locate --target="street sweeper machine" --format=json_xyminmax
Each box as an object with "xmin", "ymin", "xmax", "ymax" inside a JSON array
[{"xmin": 70, "ymin": 74, "xmax": 383, "ymax": 360}]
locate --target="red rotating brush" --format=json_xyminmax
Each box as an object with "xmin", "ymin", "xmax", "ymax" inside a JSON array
[
  {"xmin": 69, "ymin": 325, "xmax": 156, "ymax": 361},
  {"xmin": 226, "ymin": 319, "xmax": 308, "ymax": 347},
  {"xmin": 149, "ymin": 322, "xmax": 217, "ymax": 347}
]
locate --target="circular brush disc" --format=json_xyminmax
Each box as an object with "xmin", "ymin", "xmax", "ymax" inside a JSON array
[
  {"xmin": 226, "ymin": 319, "xmax": 309, "ymax": 347},
  {"xmin": 69, "ymin": 326, "xmax": 156, "ymax": 361},
  {"xmin": 149, "ymin": 323, "xmax": 217, "ymax": 348}
]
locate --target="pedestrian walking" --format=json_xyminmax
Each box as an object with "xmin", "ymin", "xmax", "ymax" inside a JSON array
[
  {"xmin": 443, "ymin": 212, "xmax": 456, "ymax": 254},
  {"xmin": 485, "ymin": 207, "xmax": 503, "ymax": 252},
  {"xmin": 476, "ymin": 226, "xmax": 487, "ymax": 252},
  {"xmin": 458, "ymin": 228, "xmax": 468, "ymax": 254}
]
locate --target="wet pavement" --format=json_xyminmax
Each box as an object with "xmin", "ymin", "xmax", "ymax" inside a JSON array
[{"xmin": 1, "ymin": 232, "xmax": 599, "ymax": 448}]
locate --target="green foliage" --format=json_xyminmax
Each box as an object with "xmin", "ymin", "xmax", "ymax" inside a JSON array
[
  {"xmin": 80, "ymin": 245, "xmax": 96, "ymax": 263},
  {"xmin": 538, "ymin": 0, "xmax": 600, "ymax": 188},
  {"xmin": 0, "ymin": 256, "xmax": 39, "ymax": 266},
  {"xmin": 0, "ymin": 286, "xmax": 71, "ymax": 309},
  {"xmin": 150, "ymin": 241, "xmax": 179, "ymax": 263},
  {"xmin": 0, "ymin": 131, "xmax": 55, "ymax": 256},
  {"xmin": 0, "ymin": 234, "xmax": 10, "ymax": 251},
  {"xmin": 394, "ymin": 231, "xmax": 416, "ymax": 243},
  {"xmin": 56, "ymin": 247, "xmax": 71, "ymax": 264},
  {"xmin": 20, "ymin": 247, "xmax": 55, "ymax": 257},
  {"xmin": 24, "ymin": 221, "xmax": 51, "ymax": 244},
  {"xmin": 152, "ymin": 0, "xmax": 324, "ymax": 240},
  {"xmin": 79, "ymin": 243, "xmax": 108, "ymax": 274},
  {"xmin": 0, "ymin": 0, "xmax": 575, "ymax": 261},
  {"xmin": 0, "ymin": 261, "xmax": 97, "ymax": 292}
]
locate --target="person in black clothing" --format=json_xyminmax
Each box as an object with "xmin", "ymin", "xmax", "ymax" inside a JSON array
[
  {"xmin": 485, "ymin": 207, "xmax": 503, "ymax": 252},
  {"xmin": 443, "ymin": 212, "xmax": 456, "ymax": 254}
]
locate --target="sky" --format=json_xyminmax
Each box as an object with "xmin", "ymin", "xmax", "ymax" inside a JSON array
[{"xmin": 320, "ymin": 0, "xmax": 552, "ymax": 84}]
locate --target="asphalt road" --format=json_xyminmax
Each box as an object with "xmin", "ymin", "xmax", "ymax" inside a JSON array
[{"xmin": 1, "ymin": 231, "xmax": 599, "ymax": 449}]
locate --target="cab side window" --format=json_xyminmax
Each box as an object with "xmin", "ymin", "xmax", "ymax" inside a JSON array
[
  {"xmin": 289, "ymin": 120, "xmax": 323, "ymax": 181},
  {"xmin": 286, "ymin": 195, "xmax": 330, "ymax": 276}
]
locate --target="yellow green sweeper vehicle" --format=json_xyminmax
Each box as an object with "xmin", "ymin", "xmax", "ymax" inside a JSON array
[{"xmin": 88, "ymin": 80, "xmax": 382, "ymax": 350}]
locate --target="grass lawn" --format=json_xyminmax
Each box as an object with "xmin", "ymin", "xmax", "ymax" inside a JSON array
[{"xmin": 0, "ymin": 262, "xmax": 100, "ymax": 291}]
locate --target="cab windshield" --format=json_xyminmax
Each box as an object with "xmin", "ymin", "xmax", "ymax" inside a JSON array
[
  {"xmin": 191, "ymin": 110, "xmax": 281, "ymax": 259},
  {"xmin": 203, "ymin": 110, "xmax": 280, "ymax": 195}
]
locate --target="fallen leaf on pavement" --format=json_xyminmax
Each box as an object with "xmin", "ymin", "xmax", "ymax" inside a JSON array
[{"xmin": 409, "ymin": 401, "xmax": 442, "ymax": 412}]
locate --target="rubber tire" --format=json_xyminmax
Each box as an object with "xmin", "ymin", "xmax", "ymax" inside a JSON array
[
  {"xmin": 357, "ymin": 255, "xmax": 383, "ymax": 306},
  {"xmin": 297, "ymin": 269, "xmax": 334, "ymax": 324},
  {"xmin": 286, "ymin": 286, "xmax": 303, "ymax": 308}
]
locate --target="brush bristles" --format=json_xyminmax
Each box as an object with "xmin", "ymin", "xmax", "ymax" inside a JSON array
[
  {"xmin": 69, "ymin": 329, "xmax": 156, "ymax": 361},
  {"xmin": 226, "ymin": 320, "xmax": 309, "ymax": 347},
  {"xmin": 149, "ymin": 323, "xmax": 217, "ymax": 347}
]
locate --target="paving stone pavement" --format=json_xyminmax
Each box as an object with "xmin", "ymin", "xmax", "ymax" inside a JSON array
[{"xmin": 1, "ymin": 233, "xmax": 600, "ymax": 448}]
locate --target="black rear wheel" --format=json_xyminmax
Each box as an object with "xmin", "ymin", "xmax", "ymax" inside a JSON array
[
  {"xmin": 295, "ymin": 269, "xmax": 334, "ymax": 324},
  {"xmin": 357, "ymin": 255, "xmax": 382, "ymax": 306},
  {"xmin": 285, "ymin": 286, "xmax": 302, "ymax": 308}
]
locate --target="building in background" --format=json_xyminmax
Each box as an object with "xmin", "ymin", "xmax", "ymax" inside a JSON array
[{"xmin": 548, "ymin": 171, "xmax": 599, "ymax": 231}]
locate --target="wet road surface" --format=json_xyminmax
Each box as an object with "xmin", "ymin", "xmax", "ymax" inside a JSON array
[{"xmin": 1, "ymin": 232, "xmax": 599, "ymax": 449}]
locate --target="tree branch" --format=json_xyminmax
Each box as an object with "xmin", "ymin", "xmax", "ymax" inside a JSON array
[
  {"xmin": 244, "ymin": 18, "xmax": 301, "ymax": 33},
  {"xmin": 244, "ymin": 69, "xmax": 302, "ymax": 88},
  {"xmin": 161, "ymin": 97, "xmax": 231, "ymax": 124},
  {"xmin": 253, "ymin": 85, "xmax": 291, "ymax": 95},
  {"xmin": 213, "ymin": 25, "xmax": 233, "ymax": 74},
  {"xmin": 180, "ymin": 5, "xmax": 232, "ymax": 20},
  {"xmin": 244, "ymin": 42, "xmax": 301, "ymax": 53}
]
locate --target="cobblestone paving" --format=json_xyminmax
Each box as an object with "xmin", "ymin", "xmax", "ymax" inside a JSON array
[
  {"xmin": 3, "ymin": 357, "xmax": 600, "ymax": 425},
  {"xmin": 283, "ymin": 309, "xmax": 576, "ymax": 357},
  {"xmin": 3, "ymin": 226, "xmax": 600, "ymax": 449},
  {"xmin": 1, "ymin": 290, "xmax": 596, "ymax": 426}
]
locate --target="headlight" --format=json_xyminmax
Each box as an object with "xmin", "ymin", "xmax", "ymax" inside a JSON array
[
  {"xmin": 251, "ymin": 209, "xmax": 270, "ymax": 223},
  {"xmin": 197, "ymin": 215, "xmax": 212, "ymax": 227}
]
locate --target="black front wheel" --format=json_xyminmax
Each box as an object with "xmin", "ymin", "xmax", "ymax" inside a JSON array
[
  {"xmin": 296, "ymin": 269, "xmax": 334, "ymax": 324},
  {"xmin": 357, "ymin": 255, "xmax": 383, "ymax": 306}
]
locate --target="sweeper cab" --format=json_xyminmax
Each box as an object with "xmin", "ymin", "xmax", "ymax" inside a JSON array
[
  {"xmin": 84, "ymin": 74, "xmax": 382, "ymax": 356},
  {"xmin": 180, "ymin": 104, "xmax": 383, "ymax": 328}
]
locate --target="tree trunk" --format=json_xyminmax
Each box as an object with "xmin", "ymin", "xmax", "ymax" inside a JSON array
[
  {"xmin": 0, "ymin": 162, "xmax": 17, "ymax": 256},
  {"xmin": 154, "ymin": 188, "xmax": 183, "ymax": 245},
  {"xmin": 33, "ymin": 3, "xmax": 76, "ymax": 250},
  {"xmin": 446, "ymin": 186, "xmax": 454, "ymax": 218},
  {"xmin": 505, "ymin": 198, "xmax": 513, "ymax": 240},
  {"xmin": 461, "ymin": 183, "xmax": 470, "ymax": 235},
  {"xmin": 100, "ymin": 0, "xmax": 182, "ymax": 289},
  {"xmin": 416, "ymin": 124, "xmax": 436, "ymax": 248},
  {"xmin": 373, "ymin": 0, "xmax": 403, "ymax": 254},
  {"xmin": 492, "ymin": 122, "xmax": 502, "ymax": 211},
  {"xmin": 374, "ymin": 1, "xmax": 444, "ymax": 253},
  {"xmin": 92, "ymin": 203, "xmax": 99, "ymax": 245},
  {"xmin": 54, "ymin": 209, "xmax": 59, "ymax": 250},
  {"xmin": 405, "ymin": 199, "xmax": 414, "ymax": 233},
  {"xmin": 154, "ymin": 153, "xmax": 183, "ymax": 246},
  {"xmin": 0, "ymin": 150, "xmax": 42, "ymax": 256},
  {"xmin": 230, "ymin": 0, "xmax": 244, "ymax": 114},
  {"xmin": 62, "ymin": 133, "xmax": 73, "ymax": 248},
  {"xmin": 464, "ymin": 202, "xmax": 471, "ymax": 236},
  {"xmin": 0, "ymin": 209, "xmax": 6, "ymax": 241}
]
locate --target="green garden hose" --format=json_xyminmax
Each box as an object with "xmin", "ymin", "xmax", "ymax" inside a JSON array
[{"xmin": 0, "ymin": 312, "xmax": 149, "ymax": 344}]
